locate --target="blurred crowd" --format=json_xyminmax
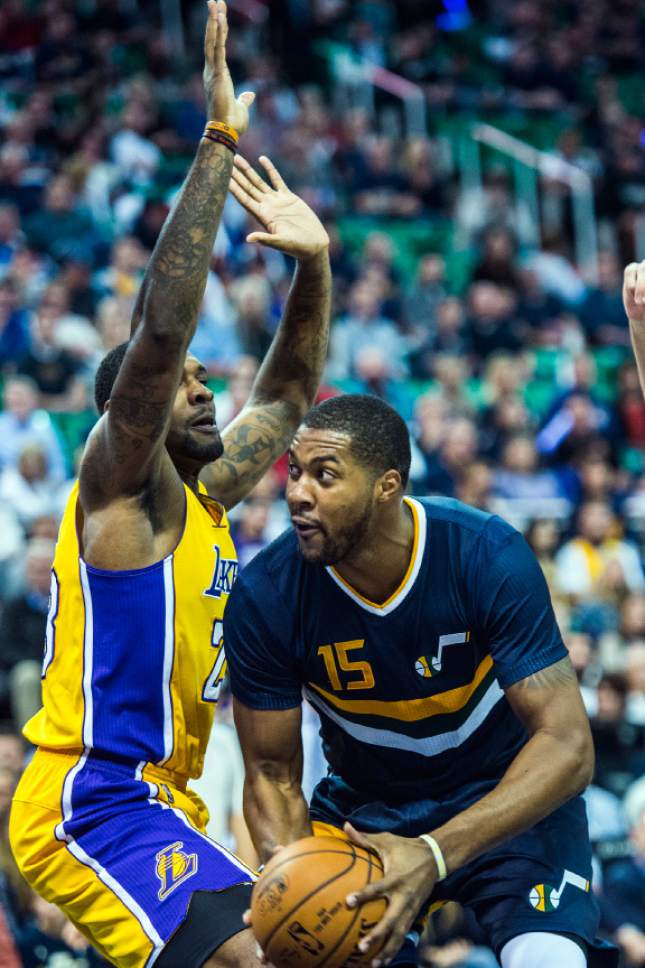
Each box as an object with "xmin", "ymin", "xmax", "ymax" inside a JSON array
[{"xmin": 0, "ymin": 0, "xmax": 644, "ymax": 965}]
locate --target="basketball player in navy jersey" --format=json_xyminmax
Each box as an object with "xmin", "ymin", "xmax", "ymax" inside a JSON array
[{"xmin": 225, "ymin": 395, "xmax": 618, "ymax": 968}]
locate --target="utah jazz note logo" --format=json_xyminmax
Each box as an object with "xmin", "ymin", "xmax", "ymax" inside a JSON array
[
  {"xmin": 203, "ymin": 546, "xmax": 239, "ymax": 599},
  {"xmin": 528, "ymin": 869, "xmax": 590, "ymax": 912},
  {"xmin": 416, "ymin": 632, "xmax": 470, "ymax": 677},
  {"xmin": 156, "ymin": 841, "xmax": 198, "ymax": 900}
]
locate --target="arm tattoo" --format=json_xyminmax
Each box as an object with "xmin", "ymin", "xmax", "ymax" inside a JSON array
[
  {"xmin": 131, "ymin": 141, "xmax": 234, "ymax": 340},
  {"xmin": 207, "ymin": 400, "xmax": 300, "ymax": 505},
  {"xmin": 514, "ymin": 656, "xmax": 578, "ymax": 691},
  {"xmin": 252, "ymin": 251, "xmax": 332, "ymax": 410}
]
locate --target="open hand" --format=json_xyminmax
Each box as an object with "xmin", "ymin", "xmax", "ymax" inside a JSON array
[
  {"xmin": 230, "ymin": 155, "xmax": 329, "ymax": 261},
  {"xmin": 344, "ymin": 823, "xmax": 438, "ymax": 967},
  {"xmin": 203, "ymin": 1, "xmax": 254, "ymax": 133},
  {"xmin": 623, "ymin": 261, "xmax": 645, "ymax": 326}
]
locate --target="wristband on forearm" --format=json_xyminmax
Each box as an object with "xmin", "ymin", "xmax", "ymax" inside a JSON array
[
  {"xmin": 419, "ymin": 833, "xmax": 447, "ymax": 881},
  {"xmin": 202, "ymin": 121, "xmax": 239, "ymax": 153}
]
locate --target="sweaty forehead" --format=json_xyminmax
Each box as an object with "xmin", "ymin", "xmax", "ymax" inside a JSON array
[{"xmin": 290, "ymin": 427, "xmax": 354, "ymax": 462}]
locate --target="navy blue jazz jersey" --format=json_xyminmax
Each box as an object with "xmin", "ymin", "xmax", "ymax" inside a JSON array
[{"xmin": 225, "ymin": 496, "xmax": 568, "ymax": 833}]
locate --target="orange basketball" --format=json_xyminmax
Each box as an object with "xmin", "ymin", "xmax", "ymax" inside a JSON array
[{"xmin": 250, "ymin": 836, "xmax": 387, "ymax": 968}]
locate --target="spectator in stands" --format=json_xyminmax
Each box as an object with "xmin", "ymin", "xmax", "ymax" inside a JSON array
[
  {"xmin": 93, "ymin": 236, "xmax": 147, "ymax": 302},
  {"xmin": 580, "ymin": 250, "xmax": 628, "ymax": 346},
  {"xmin": 601, "ymin": 778, "xmax": 645, "ymax": 965},
  {"xmin": 0, "ymin": 537, "xmax": 54, "ymax": 729},
  {"xmin": 589, "ymin": 673, "xmax": 645, "ymax": 799},
  {"xmin": 328, "ymin": 278, "xmax": 408, "ymax": 381},
  {"xmin": 0, "ymin": 442, "xmax": 59, "ymax": 529},
  {"xmin": 0, "ymin": 275, "xmax": 29, "ymax": 366},
  {"xmin": 23, "ymin": 174, "xmax": 98, "ymax": 265},
  {"xmin": 625, "ymin": 642, "xmax": 645, "ymax": 727},
  {"xmin": 0, "ymin": 375, "xmax": 66, "ymax": 483},
  {"xmin": 555, "ymin": 500, "xmax": 645, "ymax": 602},
  {"xmin": 422, "ymin": 416, "xmax": 478, "ymax": 497},
  {"xmin": 19, "ymin": 294, "xmax": 85, "ymax": 411}
]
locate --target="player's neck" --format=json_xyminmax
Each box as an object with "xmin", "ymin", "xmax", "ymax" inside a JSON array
[{"xmin": 334, "ymin": 500, "xmax": 414, "ymax": 605}]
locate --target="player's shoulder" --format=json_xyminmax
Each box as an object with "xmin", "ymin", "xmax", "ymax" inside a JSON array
[
  {"xmin": 230, "ymin": 527, "xmax": 302, "ymax": 608},
  {"xmin": 414, "ymin": 496, "xmax": 518, "ymax": 551}
]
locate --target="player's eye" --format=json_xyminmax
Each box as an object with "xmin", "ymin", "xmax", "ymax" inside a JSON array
[
  {"xmin": 288, "ymin": 463, "xmax": 300, "ymax": 478},
  {"xmin": 319, "ymin": 468, "xmax": 335, "ymax": 482}
]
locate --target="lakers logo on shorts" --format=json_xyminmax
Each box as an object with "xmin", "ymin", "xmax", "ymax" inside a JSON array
[
  {"xmin": 156, "ymin": 841, "xmax": 198, "ymax": 900},
  {"xmin": 528, "ymin": 869, "xmax": 590, "ymax": 912}
]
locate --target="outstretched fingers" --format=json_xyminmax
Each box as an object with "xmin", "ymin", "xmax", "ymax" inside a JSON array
[
  {"xmin": 258, "ymin": 155, "xmax": 287, "ymax": 192},
  {"xmin": 213, "ymin": 0, "xmax": 228, "ymax": 70},
  {"xmin": 229, "ymin": 177, "xmax": 262, "ymax": 218},
  {"xmin": 234, "ymin": 155, "xmax": 270, "ymax": 194}
]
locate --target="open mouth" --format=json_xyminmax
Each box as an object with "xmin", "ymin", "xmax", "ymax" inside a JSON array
[
  {"xmin": 192, "ymin": 414, "xmax": 217, "ymax": 432},
  {"xmin": 292, "ymin": 518, "xmax": 323, "ymax": 539}
]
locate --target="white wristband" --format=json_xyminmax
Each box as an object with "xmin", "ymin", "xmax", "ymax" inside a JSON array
[{"xmin": 419, "ymin": 833, "xmax": 447, "ymax": 881}]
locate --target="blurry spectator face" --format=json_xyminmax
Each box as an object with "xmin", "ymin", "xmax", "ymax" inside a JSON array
[
  {"xmin": 30, "ymin": 514, "xmax": 59, "ymax": 540},
  {"xmin": 597, "ymin": 251, "xmax": 620, "ymax": 291},
  {"xmin": 365, "ymin": 136, "xmax": 393, "ymax": 174},
  {"xmin": 0, "ymin": 204, "xmax": 19, "ymax": 242},
  {"xmin": 229, "ymin": 356, "xmax": 259, "ymax": 412},
  {"xmin": 0, "ymin": 766, "xmax": 15, "ymax": 820},
  {"xmin": 487, "ymin": 355, "xmax": 522, "ymax": 396},
  {"xmin": 113, "ymin": 237, "xmax": 146, "ymax": 273},
  {"xmin": 0, "ymin": 278, "xmax": 18, "ymax": 318},
  {"xmin": 494, "ymin": 395, "xmax": 529, "ymax": 433},
  {"xmin": 4, "ymin": 377, "xmax": 37, "ymax": 420},
  {"xmin": 355, "ymin": 346, "xmax": 391, "ymax": 383},
  {"xmin": 596, "ymin": 675, "xmax": 627, "ymax": 722},
  {"xmin": 98, "ymin": 297, "xmax": 132, "ymax": 350},
  {"xmin": 418, "ymin": 255, "xmax": 445, "ymax": 286},
  {"xmin": 442, "ymin": 419, "xmax": 477, "ymax": 466},
  {"xmin": 567, "ymin": 394, "xmax": 596, "ymax": 432},
  {"xmin": 349, "ymin": 282, "xmax": 380, "ymax": 320},
  {"xmin": 565, "ymin": 632, "xmax": 592, "ymax": 677},
  {"xmin": 618, "ymin": 363, "xmax": 642, "ymax": 395},
  {"xmin": 621, "ymin": 594, "xmax": 645, "ymax": 638},
  {"xmin": 18, "ymin": 443, "xmax": 47, "ymax": 483},
  {"xmin": 25, "ymin": 539, "xmax": 55, "ymax": 597},
  {"xmin": 239, "ymin": 499, "xmax": 271, "ymax": 539},
  {"xmin": 625, "ymin": 643, "xmax": 645, "ymax": 696},
  {"xmin": 578, "ymin": 501, "xmax": 613, "ymax": 543},
  {"xmin": 631, "ymin": 807, "xmax": 645, "ymax": 856},
  {"xmin": 502, "ymin": 435, "xmax": 538, "ymax": 473},
  {"xmin": 0, "ymin": 733, "xmax": 24, "ymax": 772},
  {"xmin": 434, "ymin": 355, "xmax": 466, "ymax": 392},
  {"xmin": 436, "ymin": 298, "xmax": 464, "ymax": 334},
  {"xmin": 364, "ymin": 233, "xmax": 393, "ymax": 266},
  {"xmin": 44, "ymin": 176, "xmax": 75, "ymax": 213},
  {"xmin": 579, "ymin": 459, "xmax": 613, "ymax": 498},
  {"xmin": 572, "ymin": 354, "xmax": 596, "ymax": 389},
  {"xmin": 122, "ymin": 101, "xmax": 148, "ymax": 135},
  {"xmin": 0, "ymin": 143, "xmax": 28, "ymax": 182},
  {"xmin": 527, "ymin": 519, "xmax": 559, "ymax": 556},
  {"xmin": 483, "ymin": 228, "xmax": 515, "ymax": 262}
]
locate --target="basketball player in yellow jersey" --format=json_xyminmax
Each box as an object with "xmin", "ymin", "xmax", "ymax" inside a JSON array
[{"xmin": 9, "ymin": 4, "xmax": 331, "ymax": 967}]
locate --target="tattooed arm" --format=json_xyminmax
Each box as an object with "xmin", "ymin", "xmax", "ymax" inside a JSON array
[
  {"xmin": 201, "ymin": 156, "xmax": 331, "ymax": 509},
  {"xmin": 81, "ymin": 1, "xmax": 254, "ymax": 507}
]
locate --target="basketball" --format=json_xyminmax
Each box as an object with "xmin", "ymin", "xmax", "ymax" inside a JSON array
[{"xmin": 250, "ymin": 836, "xmax": 387, "ymax": 968}]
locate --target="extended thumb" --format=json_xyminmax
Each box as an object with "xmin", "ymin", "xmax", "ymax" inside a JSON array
[{"xmin": 239, "ymin": 91, "xmax": 255, "ymax": 107}]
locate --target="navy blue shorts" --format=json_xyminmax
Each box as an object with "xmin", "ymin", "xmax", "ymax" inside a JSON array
[{"xmin": 421, "ymin": 796, "xmax": 617, "ymax": 966}]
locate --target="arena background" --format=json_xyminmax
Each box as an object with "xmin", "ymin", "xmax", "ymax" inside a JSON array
[{"xmin": 0, "ymin": 0, "xmax": 644, "ymax": 964}]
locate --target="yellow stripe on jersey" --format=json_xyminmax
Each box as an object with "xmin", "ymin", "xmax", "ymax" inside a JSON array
[{"xmin": 306, "ymin": 654, "xmax": 494, "ymax": 721}]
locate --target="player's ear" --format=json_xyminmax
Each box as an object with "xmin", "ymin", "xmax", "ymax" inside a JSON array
[
  {"xmin": 375, "ymin": 469, "xmax": 402, "ymax": 503},
  {"xmin": 103, "ymin": 400, "xmax": 111, "ymax": 413}
]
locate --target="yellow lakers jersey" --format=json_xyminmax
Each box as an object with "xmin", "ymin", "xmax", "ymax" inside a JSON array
[{"xmin": 24, "ymin": 481, "xmax": 238, "ymax": 781}]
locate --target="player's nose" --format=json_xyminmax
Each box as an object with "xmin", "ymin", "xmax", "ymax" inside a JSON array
[
  {"xmin": 189, "ymin": 380, "xmax": 214, "ymax": 404},
  {"xmin": 286, "ymin": 474, "xmax": 315, "ymax": 510}
]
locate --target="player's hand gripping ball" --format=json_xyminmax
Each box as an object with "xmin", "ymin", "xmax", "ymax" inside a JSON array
[{"xmin": 250, "ymin": 836, "xmax": 387, "ymax": 968}]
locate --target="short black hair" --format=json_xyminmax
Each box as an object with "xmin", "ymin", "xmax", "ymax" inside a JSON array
[
  {"xmin": 94, "ymin": 341, "xmax": 130, "ymax": 413},
  {"xmin": 302, "ymin": 393, "xmax": 411, "ymax": 487}
]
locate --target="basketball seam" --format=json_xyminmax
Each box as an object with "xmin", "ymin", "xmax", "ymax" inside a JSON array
[
  {"xmin": 262, "ymin": 846, "xmax": 358, "ymax": 956},
  {"xmin": 316, "ymin": 846, "xmax": 380, "ymax": 968}
]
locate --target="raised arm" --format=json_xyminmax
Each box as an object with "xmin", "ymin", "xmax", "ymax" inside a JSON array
[
  {"xmin": 233, "ymin": 700, "xmax": 311, "ymax": 863},
  {"xmin": 200, "ymin": 156, "xmax": 331, "ymax": 509},
  {"xmin": 625, "ymin": 260, "xmax": 645, "ymax": 395},
  {"xmin": 81, "ymin": 1, "xmax": 254, "ymax": 506}
]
